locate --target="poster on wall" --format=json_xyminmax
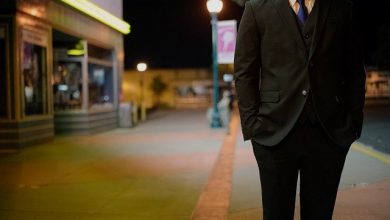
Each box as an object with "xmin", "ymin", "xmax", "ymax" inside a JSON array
[
  {"xmin": 0, "ymin": 26, "xmax": 7, "ymax": 118},
  {"xmin": 22, "ymin": 41, "xmax": 46, "ymax": 115},
  {"xmin": 217, "ymin": 20, "xmax": 237, "ymax": 64},
  {"xmin": 21, "ymin": 28, "xmax": 48, "ymax": 116}
]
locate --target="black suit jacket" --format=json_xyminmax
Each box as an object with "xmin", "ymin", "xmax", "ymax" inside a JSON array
[{"xmin": 234, "ymin": 0, "xmax": 366, "ymax": 148}]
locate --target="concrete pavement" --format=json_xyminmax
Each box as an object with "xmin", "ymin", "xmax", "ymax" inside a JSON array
[
  {"xmin": 0, "ymin": 109, "xmax": 389, "ymax": 220},
  {"xmin": 0, "ymin": 110, "xmax": 225, "ymax": 219},
  {"xmin": 229, "ymin": 132, "xmax": 390, "ymax": 220},
  {"xmin": 228, "ymin": 107, "xmax": 390, "ymax": 220},
  {"xmin": 359, "ymin": 105, "xmax": 390, "ymax": 154}
]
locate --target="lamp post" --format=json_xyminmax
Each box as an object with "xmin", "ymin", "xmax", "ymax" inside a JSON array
[
  {"xmin": 137, "ymin": 62, "xmax": 147, "ymax": 121},
  {"xmin": 207, "ymin": 0, "xmax": 223, "ymax": 128}
]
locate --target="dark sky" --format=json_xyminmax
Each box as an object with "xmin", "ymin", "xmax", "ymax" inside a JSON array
[
  {"xmin": 123, "ymin": 0, "xmax": 390, "ymax": 70},
  {"xmin": 123, "ymin": 0, "xmax": 242, "ymax": 69}
]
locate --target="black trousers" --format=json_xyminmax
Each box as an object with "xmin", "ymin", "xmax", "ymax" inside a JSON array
[{"xmin": 251, "ymin": 121, "xmax": 348, "ymax": 220}]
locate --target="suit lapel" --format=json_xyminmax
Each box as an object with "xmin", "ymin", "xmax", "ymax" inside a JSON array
[
  {"xmin": 273, "ymin": 0, "xmax": 307, "ymax": 57},
  {"xmin": 309, "ymin": 0, "xmax": 334, "ymax": 60}
]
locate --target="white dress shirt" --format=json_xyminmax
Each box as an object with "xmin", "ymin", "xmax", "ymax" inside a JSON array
[{"xmin": 289, "ymin": 0, "xmax": 316, "ymax": 15}]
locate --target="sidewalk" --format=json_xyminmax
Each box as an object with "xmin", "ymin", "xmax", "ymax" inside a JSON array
[
  {"xmin": 0, "ymin": 110, "xmax": 225, "ymax": 220},
  {"xmin": 0, "ymin": 109, "xmax": 389, "ymax": 220},
  {"xmin": 229, "ymin": 115, "xmax": 390, "ymax": 220}
]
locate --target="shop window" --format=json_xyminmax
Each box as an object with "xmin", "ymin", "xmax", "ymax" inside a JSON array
[
  {"xmin": 0, "ymin": 26, "xmax": 7, "ymax": 118},
  {"xmin": 87, "ymin": 44, "xmax": 114, "ymax": 109},
  {"xmin": 22, "ymin": 42, "xmax": 47, "ymax": 115},
  {"xmin": 53, "ymin": 62, "xmax": 82, "ymax": 110},
  {"xmin": 88, "ymin": 63, "xmax": 113, "ymax": 108}
]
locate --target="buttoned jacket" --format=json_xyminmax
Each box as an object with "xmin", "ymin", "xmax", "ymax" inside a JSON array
[{"xmin": 234, "ymin": 0, "xmax": 366, "ymax": 148}]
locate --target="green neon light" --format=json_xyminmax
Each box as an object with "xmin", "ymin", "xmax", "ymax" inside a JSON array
[
  {"xmin": 61, "ymin": 0, "xmax": 131, "ymax": 34},
  {"xmin": 67, "ymin": 49, "xmax": 84, "ymax": 56}
]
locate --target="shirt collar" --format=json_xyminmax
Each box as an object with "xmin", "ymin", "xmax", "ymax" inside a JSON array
[
  {"xmin": 289, "ymin": 0, "xmax": 297, "ymax": 5},
  {"xmin": 289, "ymin": 0, "xmax": 315, "ymax": 5}
]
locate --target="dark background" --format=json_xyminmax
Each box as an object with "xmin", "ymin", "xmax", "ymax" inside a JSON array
[{"xmin": 123, "ymin": 0, "xmax": 390, "ymax": 70}]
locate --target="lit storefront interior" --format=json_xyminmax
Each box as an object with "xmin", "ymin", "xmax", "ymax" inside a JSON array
[
  {"xmin": 52, "ymin": 30, "xmax": 118, "ymax": 134},
  {"xmin": 0, "ymin": 0, "xmax": 129, "ymax": 148}
]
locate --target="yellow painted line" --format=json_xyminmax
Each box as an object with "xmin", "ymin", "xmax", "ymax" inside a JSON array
[{"xmin": 352, "ymin": 142, "xmax": 390, "ymax": 165}]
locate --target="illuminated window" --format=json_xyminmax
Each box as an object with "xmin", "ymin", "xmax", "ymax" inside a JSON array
[
  {"xmin": 53, "ymin": 62, "xmax": 82, "ymax": 110},
  {"xmin": 88, "ymin": 63, "xmax": 113, "ymax": 108},
  {"xmin": 88, "ymin": 44, "xmax": 114, "ymax": 109},
  {"xmin": 53, "ymin": 30, "xmax": 84, "ymax": 111}
]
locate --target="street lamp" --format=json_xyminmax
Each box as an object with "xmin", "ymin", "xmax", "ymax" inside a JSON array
[
  {"xmin": 207, "ymin": 0, "xmax": 223, "ymax": 128},
  {"xmin": 137, "ymin": 62, "xmax": 147, "ymax": 121}
]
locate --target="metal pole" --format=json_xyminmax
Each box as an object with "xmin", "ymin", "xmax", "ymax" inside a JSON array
[
  {"xmin": 140, "ymin": 72, "xmax": 146, "ymax": 121},
  {"xmin": 211, "ymin": 13, "xmax": 222, "ymax": 128}
]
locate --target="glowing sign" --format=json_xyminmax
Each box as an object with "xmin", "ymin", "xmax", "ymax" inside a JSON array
[{"xmin": 61, "ymin": 0, "xmax": 131, "ymax": 34}]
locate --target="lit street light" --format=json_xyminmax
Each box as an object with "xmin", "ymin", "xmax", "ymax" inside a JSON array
[
  {"xmin": 137, "ymin": 62, "xmax": 147, "ymax": 121},
  {"xmin": 207, "ymin": 0, "xmax": 223, "ymax": 128},
  {"xmin": 137, "ymin": 63, "xmax": 147, "ymax": 72}
]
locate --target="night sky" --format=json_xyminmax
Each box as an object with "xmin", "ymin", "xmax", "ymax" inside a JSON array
[{"xmin": 123, "ymin": 0, "xmax": 390, "ymax": 70}]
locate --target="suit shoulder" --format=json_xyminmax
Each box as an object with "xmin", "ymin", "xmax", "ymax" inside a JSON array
[
  {"xmin": 248, "ymin": 0, "xmax": 269, "ymax": 7},
  {"xmin": 344, "ymin": 0, "xmax": 354, "ymax": 6},
  {"xmin": 248, "ymin": 0, "xmax": 269, "ymax": 10},
  {"xmin": 338, "ymin": 0, "xmax": 354, "ymax": 8},
  {"xmin": 329, "ymin": 0, "xmax": 353, "ymax": 16}
]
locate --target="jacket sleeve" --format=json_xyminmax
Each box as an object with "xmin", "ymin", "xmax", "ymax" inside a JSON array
[
  {"xmin": 344, "ymin": 2, "xmax": 366, "ymax": 139},
  {"xmin": 234, "ymin": 1, "xmax": 261, "ymax": 141}
]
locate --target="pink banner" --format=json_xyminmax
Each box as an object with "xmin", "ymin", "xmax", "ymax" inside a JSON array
[{"xmin": 217, "ymin": 20, "xmax": 237, "ymax": 64}]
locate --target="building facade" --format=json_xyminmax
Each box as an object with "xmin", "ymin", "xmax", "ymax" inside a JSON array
[
  {"xmin": 366, "ymin": 69, "xmax": 390, "ymax": 104},
  {"xmin": 122, "ymin": 68, "xmax": 231, "ymax": 109},
  {"xmin": 0, "ymin": 0, "xmax": 128, "ymax": 149}
]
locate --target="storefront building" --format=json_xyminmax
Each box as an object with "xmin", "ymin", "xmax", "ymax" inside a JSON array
[
  {"xmin": 122, "ymin": 68, "xmax": 231, "ymax": 109},
  {"xmin": 0, "ymin": 0, "xmax": 129, "ymax": 149}
]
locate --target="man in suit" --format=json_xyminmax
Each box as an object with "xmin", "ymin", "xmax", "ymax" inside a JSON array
[{"xmin": 234, "ymin": 0, "xmax": 366, "ymax": 219}]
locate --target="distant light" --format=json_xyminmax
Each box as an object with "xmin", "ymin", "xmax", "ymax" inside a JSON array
[
  {"xmin": 72, "ymin": 91, "xmax": 81, "ymax": 99},
  {"xmin": 58, "ymin": 84, "xmax": 69, "ymax": 91},
  {"xmin": 223, "ymin": 73, "xmax": 234, "ymax": 82},
  {"xmin": 61, "ymin": 0, "xmax": 131, "ymax": 34},
  {"xmin": 67, "ymin": 49, "xmax": 84, "ymax": 56},
  {"xmin": 207, "ymin": 0, "xmax": 223, "ymax": 13},
  {"xmin": 137, "ymin": 63, "xmax": 147, "ymax": 72}
]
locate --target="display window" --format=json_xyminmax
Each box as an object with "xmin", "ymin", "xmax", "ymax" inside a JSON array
[
  {"xmin": 0, "ymin": 26, "xmax": 7, "ymax": 118},
  {"xmin": 22, "ymin": 41, "xmax": 47, "ymax": 116},
  {"xmin": 52, "ymin": 30, "xmax": 84, "ymax": 112},
  {"xmin": 53, "ymin": 61, "xmax": 82, "ymax": 110},
  {"xmin": 52, "ymin": 33, "xmax": 115, "ymax": 111},
  {"xmin": 87, "ymin": 44, "xmax": 114, "ymax": 109},
  {"xmin": 88, "ymin": 63, "xmax": 113, "ymax": 108}
]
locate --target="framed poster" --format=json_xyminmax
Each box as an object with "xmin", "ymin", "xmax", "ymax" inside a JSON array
[
  {"xmin": 0, "ymin": 26, "xmax": 7, "ymax": 118},
  {"xmin": 21, "ymin": 28, "xmax": 48, "ymax": 116}
]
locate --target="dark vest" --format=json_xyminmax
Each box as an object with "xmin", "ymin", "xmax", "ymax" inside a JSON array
[{"xmin": 294, "ymin": 2, "xmax": 320, "ymax": 124}]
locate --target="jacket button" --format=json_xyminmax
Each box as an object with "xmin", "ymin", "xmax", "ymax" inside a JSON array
[
  {"xmin": 302, "ymin": 90, "xmax": 308, "ymax": 96},
  {"xmin": 304, "ymin": 34, "xmax": 310, "ymax": 39}
]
